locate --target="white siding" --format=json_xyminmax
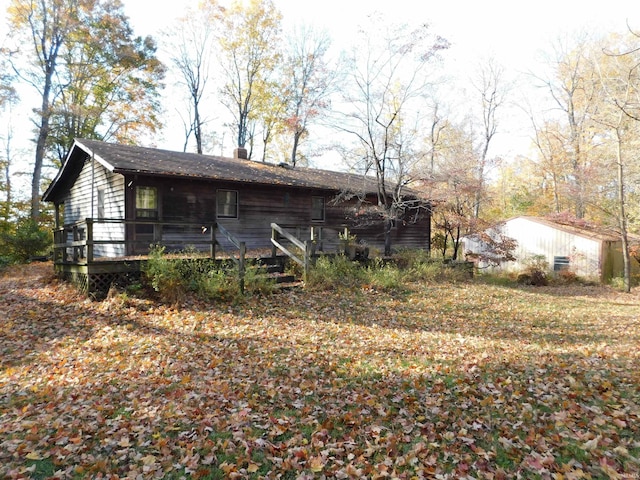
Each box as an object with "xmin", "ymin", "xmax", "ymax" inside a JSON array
[
  {"xmin": 62, "ymin": 157, "xmax": 126, "ymax": 258},
  {"xmin": 465, "ymin": 217, "xmax": 603, "ymax": 280}
]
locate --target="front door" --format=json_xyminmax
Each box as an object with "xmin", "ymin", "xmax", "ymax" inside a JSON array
[{"xmin": 133, "ymin": 186, "xmax": 158, "ymax": 254}]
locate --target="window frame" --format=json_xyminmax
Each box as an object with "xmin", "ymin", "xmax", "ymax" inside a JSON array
[
  {"xmin": 311, "ymin": 196, "xmax": 325, "ymax": 222},
  {"xmin": 97, "ymin": 188, "xmax": 105, "ymax": 219},
  {"xmin": 553, "ymin": 256, "xmax": 570, "ymax": 271},
  {"xmin": 135, "ymin": 186, "xmax": 158, "ymax": 219},
  {"xmin": 217, "ymin": 189, "xmax": 239, "ymax": 219}
]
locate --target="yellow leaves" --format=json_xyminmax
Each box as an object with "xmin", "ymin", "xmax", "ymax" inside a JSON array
[
  {"xmin": 308, "ymin": 455, "xmax": 325, "ymax": 473},
  {"xmin": 25, "ymin": 452, "xmax": 43, "ymax": 460},
  {"xmin": 118, "ymin": 437, "xmax": 131, "ymax": 448}
]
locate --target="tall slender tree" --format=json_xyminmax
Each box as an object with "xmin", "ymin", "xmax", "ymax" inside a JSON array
[
  {"xmin": 471, "ymin": 58, "xmax": 508, "ymax": 218},
  {"xmin": 592, "ymin": 33, "xmax": 640, "ymax": 292},
  {"xmin": 7, "ymin": 0, "xmax": 80, "ymax": 220},
  {"xmin": 281, "ymin": 25, "xmax": 336, "ymax": 167},
  {"xmin": 217, "ymin": 0, "xmax": 282, "ymax": 155},
  {"xmin": 166, "ymin": 1, "xmax": 220, "ymax": 154},
  {"xmin": 535, "ymin": 34, "xmax": 601, "ymax": 219}
]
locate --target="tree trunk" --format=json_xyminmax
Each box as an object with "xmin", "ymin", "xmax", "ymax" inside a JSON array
[
  {"xmin": 384, "ymin": 217, "xmax": 392, "ymax": 256},
  {"xmin": 291, "ymin": 131, "xmax": 301, "ymax": 167},
  {"xmin": 615, "ymin": 129, "xmax": 631, "ymax": 293},
  {"xmin": 31, "ymin": 76, "xmax": 53, "ymax": 222}
]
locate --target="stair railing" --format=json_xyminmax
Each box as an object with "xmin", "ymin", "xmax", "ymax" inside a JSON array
[{"xmin": 270, "ymin": 223, "xmax": 315, "ymax": 282}]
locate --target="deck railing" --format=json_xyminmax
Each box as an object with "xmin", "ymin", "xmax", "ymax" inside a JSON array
[{"xmin": 53, "ymin": 218, "xmax": 217, "ymax": 264}]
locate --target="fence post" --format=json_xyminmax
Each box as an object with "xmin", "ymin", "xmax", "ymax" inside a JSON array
[
  {"xmin": 239, "ymin": 241, "xmax": 246, "ymax": 294},
  {"xmin": 303, "ymin": 240, "xmax": 310, "ymax": 283}
]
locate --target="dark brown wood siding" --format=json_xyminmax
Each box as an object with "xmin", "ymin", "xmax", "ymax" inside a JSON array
[{"xmin": 124, "ymin": 175, "xmax": 430, "ymax": 253}]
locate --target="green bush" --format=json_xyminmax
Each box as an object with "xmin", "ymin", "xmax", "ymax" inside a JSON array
[
  {"xmin": 195, "ymin": 266, "xmax": 242, "ymax": 301},
  {"xmin": 143, "ymin": 246, "xmax": 267, "ymax": 303},
  {"xmin": 367, "ymin": 258, "xmax": 404, "ymax": 291},
  {"xmin": 307, "ymin": 255, "xmax": 366, "ymax": 290},
  {"xmin": 143, "ymin": 246, "xmax": 187, "ymax": 303},
  {"xmin": 0, "ymin": 218, "xmax": 52, "ymax": 263}
]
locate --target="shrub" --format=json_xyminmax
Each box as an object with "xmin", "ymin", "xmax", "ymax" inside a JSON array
[
  {"xmin": 367, "ymin": 258, "xmax": 404, "ymax": 291},
  {"xmin": 517, "ymin": 255, "xmax": 549, "ymax": 286},
  {"xmin": 143, "ymin": 246, "xmax": 187, "ymax": 303},
  {"xmin": 307, "ymin": 255, "xmax": 366, "ymax": 290},
  {"xmin": 242, "ymin": 265, "xmax": 275, "ymax": 296},
  {"xmin": 195, "ymin": 266, "xmax": 242, "ymax": 302},
  {"xmin": 0, "ymin": 218, "xmax": 52, "ymax": 263}
]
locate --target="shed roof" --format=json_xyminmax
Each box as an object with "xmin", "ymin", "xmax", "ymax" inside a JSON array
[
  {"xmin": 510, "ymin": 216, "xmax": 621, "ymax": 243},
  {"xmin": 43, "ymin": 139, "xmax": 407, "ymax": 203}
]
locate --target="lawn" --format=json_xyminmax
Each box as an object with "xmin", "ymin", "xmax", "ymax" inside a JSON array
[{"xmin": 1, "ymin": 262, "xmax": 639, "ymax": 479}]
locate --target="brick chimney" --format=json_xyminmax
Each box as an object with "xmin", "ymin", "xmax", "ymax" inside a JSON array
[{"xmin": 234, "ymin": 147, "xmax": 248, "ymax": 160}]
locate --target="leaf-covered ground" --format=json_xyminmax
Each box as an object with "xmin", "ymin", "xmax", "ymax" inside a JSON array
[{"xmin": 1, "ymin": 263, "xmax": 639, "ymax": 479}]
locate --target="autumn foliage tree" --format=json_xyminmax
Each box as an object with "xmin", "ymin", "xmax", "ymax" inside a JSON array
[
  {"xmin": 5, "ymin": 0, "xmax": 164, "ymax": 220},
  {"xmin": 281, "ymin": 25, "xmax": 336, "ymax": 167},
  {"xmin": 340, "ymin": 16, "xmax": 448, "ymax": 255},
  {"xmin": 217, "ymin": 0, "xmax": 282, "ymax": 156}
]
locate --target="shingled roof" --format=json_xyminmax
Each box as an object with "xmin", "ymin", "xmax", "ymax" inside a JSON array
[{"xmin": 43, "ymin": 139, "xmax": 393, "ymax": 203}]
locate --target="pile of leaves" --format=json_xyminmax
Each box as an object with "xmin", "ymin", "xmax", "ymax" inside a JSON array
[{"xmin": 1, "ymin": 262, "xmax": 639, "ymax": 479}]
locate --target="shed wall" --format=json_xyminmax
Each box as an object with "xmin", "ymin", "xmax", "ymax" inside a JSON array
[{"xmin": 466, "ymin": 218, "xmax": 603, "ymax": 280}]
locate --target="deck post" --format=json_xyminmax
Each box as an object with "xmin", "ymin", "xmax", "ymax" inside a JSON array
[
  {"xmin": 72, "ymin": 226, "xmax": 80, "ymax": 262},
  {"xmin": 86, "ymin": 219, "xmax": 94, "ymax": 263}
]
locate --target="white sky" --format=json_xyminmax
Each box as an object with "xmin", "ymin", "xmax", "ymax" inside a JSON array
[
  {"xmin": 124, "ymin": 0, "xmax": 638, "ymax": 73},
  {"xmin": 0, "ymin": 0, "xmax": 639, "ymax": 189},
  {"xmin": 120, "ymin": 0, "xmax": 639, "ymax": 159}
]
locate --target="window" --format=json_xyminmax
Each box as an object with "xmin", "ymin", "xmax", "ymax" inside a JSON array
[
  {"xmin": 97, "ymin": 189, "xmax": 105, "ymax": 218},
  {"xmin": 312, "ymin": 196, "xmax": 325, "ymax": 221},
  {"xmin": 135, "ymin": 186, "xmax": 158, "ymax": 219},
  {"xmin": 217, "ymin": 190, "xmax": 238, "ymax": 218},
  {"xmin": 554, "ymin": 256, "xmax": 570, "ymax": 271}
]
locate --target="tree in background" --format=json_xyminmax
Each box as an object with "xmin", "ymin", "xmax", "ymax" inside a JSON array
[
  {"xmin": 5, "ymin": 0, "xmax": 164, "ymax": 221},
  {"xmin": 470, "ymin": 58, "xmax": 508, "ymax": 219},
  {"xmin": 535, "ymin": 34, "xmax": 601, "ymax": 219},
  {"xmin": 49, "ymin": 0, "xmax": 165, "ymax": 160},
  {"xmin": 0, "ymin": 55, "xmax": 18, "ymax": 224},
  {"xmin": 422, "ymin": 119, "xmax": 481, "ymax": 260},
  {"xmin": 281, "ymin": 24, "xmax": 337, "ymax": 167},
  {"xmin": 166, "ymin": 1, "xmax": 220, "ymax": 154},
  {"xmin": 591, "ymin": 32, "xmax": 640, "ymax": 292},
  {"xmin": 339, "ymin": 16, "xmax": 448, "ymax": 255},
  {"xmin": 218, "ymin": 0, "xmax": 282, "ymax": 157},
  {"xmin": 6, "ymin": 0, "xmax": 79, "ymax": 221}
]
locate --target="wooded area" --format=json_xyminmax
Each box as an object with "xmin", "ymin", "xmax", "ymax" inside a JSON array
[{"xmin": 1, "ymin": 0, "xmax": 640, "ymax": 287}]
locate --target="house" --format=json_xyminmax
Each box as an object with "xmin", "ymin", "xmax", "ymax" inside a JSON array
[
  {"xmin": 463, "ymin": 216, "xmax": 638, "ymax": 283},
  {"xmin": 43, "ymin": 139, "xmax": 431, "ymax": 261}
]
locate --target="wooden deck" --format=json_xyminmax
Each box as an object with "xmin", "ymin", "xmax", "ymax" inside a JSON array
[{"xmin": 53, "ymin": 219, "xmax": 352, "ymax": 298}]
